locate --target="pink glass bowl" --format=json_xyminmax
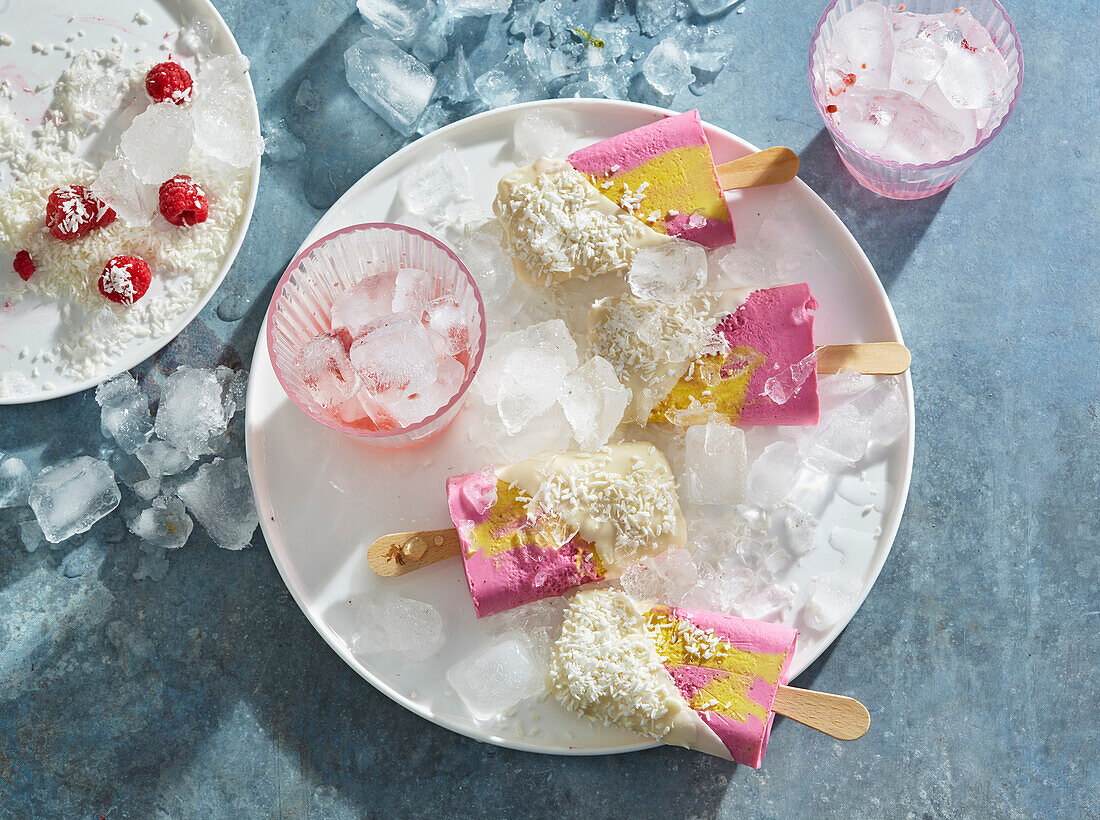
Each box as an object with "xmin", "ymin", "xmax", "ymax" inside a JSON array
[
  {"xmin": 266, "ymin": 223, "xmax": 487, "ymax": 449},
  {"xmin": 809, "ymin": 0, "xmax": 1024, "ymax": 200}
]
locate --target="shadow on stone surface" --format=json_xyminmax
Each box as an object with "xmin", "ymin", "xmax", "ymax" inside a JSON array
[{"xmin": 798, "ymin": 129, "xmax": 949, "ymax": 292}]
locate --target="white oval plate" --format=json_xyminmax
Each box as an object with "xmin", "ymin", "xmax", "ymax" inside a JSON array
[
  {"xmin": 245, "ymin": 100, "xmax": 915, "ymax": 756},
  {"xmin": 0, "ymin": 0, "xmax": 260, "ymax": 403}
]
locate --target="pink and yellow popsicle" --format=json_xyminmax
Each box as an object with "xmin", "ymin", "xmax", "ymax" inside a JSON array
[
  {"xmin": 548, "ymin": 589, "xmax": 797, "ymax": 767},
  {"xmin": 446, "ymin": 444, "xmax": 685, "ymax": 617}
]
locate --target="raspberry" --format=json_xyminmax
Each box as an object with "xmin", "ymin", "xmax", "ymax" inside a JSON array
[
  {"xmin": 98, "ymin": 255, "xmax": 152, "ymax": 306},
  {"xmin": 13, "ymin": 250, "xmax": 35, "ymax": 281},
  {"xmin": 145, "ymin": 61, "xmax": 194, "ymax": 105},
  {"xmin": 158, "ymin": 175, "xmax": 210, "ymax": 226},
  {"xmin": 45, "ymin": 185, "xmax": 116, "ymax": 240}
]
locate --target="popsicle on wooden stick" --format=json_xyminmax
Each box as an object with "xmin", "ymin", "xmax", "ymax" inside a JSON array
[
  {"xmin": 446, "ymin": 443, "xmax": 685, "ymax": 617},
  {"xmin": 549, "ymin": 589, "xmax": 868, "ymax": 767}
]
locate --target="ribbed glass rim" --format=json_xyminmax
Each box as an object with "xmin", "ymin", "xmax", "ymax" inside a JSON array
[
  {"xmin": 807, "ymin": 0, "xmax": 1024, "ymax": 171},
  {"xmin": 265, "ymin": 222, "xmax": 488, "ymax": 440}
]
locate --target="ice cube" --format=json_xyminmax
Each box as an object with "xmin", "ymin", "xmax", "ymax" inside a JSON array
[
  {"xmin": 344, "ymin": 37, "xmax": 435, "ymax": 136},
  {"xmin": 176, "ymin": 457, "xmax": 258, "ymax": 550},
  {"xmin": 476, "ymin": 319, "xmax": 578, "ymax": 406},
  {"xmin": 446, "ymin": 635, "xmax": 544, "ymax": 720},
  {"xmin": 688, "ymin": 0, "xmax": 736, "ymax": 15},
  {"xmin": 827, "ymin": 2, "xmax": 894, "ymax": 86},
  {"xmin": 350, "ymin": 593, "xmax": 445, "ymax": 661},
  {"xmin": 854, "ymin": 376, "xmax": 907, "ymax": 445},
  {"xmin": 833, "ymin": 87, "xmax": 966, "ymax": 164},
  {"xmin": 295, "ymin": 332, "xmax": 358, "ymax": 409},
  {"xmin": 423, "ymin": 296, "xmax": 473, "ymax": 357},
  {"xmin": 642, "ymin": 39, "xmax": 693, "ymax": 97},
  {"xmin": 684, "ymin": 422, "xmax": 748, "ymax": 506},
  {"xmin": 189, "ymin": 55, "xmax": 264, "ymax": 167},
  {"xmin": 473, "ymin": 52, "xmax": 546, "ymax": 109},
  {"xmin": 92, "ymin": 157, "xmax": 158, "ymax": 227},
  {"xmin": 128, "ymin": 494, "xmax": 193, "ymax": 550},
  {"xmin": 391, "ymin": 267, "xmax": 433, "ymax": 315},
  {"xmin": 349, "ymin": 312, "xmax": 438, "ymax": 396},
  {"xmin": 154, "ymin": 366, "xmax": 246, "ymax": 459},
  {"xmin": 0, "ymin": 456, "xmax": 32, "ymax": 508},
  {"xmin": 444, "ymin": 0, "xmax": 511, "ymax": 16},
  {"xmin": 28, "ymin": 456, "xmax": 121, "ymax": 543},
  {"xmin": 890, "ymin": 37, "xmax": 946, "ymax": 98},
  {"xmin": 133, "ymin": 477, "xmax": 161, "ymax": 501},
  {"xmin": 802, "ymin": 403, "xmax": 871, "ymax": 468},
  {"xmin": 636, "ymin": 0, "xmax": 684, "ymax": 36},
  {"xmin": 331, "ymin": 274, "xmax": 398, "ymax": 338},
  {"xmin": 803, "ymin": 575, "xmax": 862, "ymax": 631},
  {"xmin": 706, "ymin": 245, "xmax": 772, "ymax": 289},
  {"xmin": 740, "ymin": 584, "xmax": 796, "ymax": 621},
  {"xmin": 497, "ymin": 348, "xmax": 569, "ymax": 434},
  {"xmin": 55, "ymin": 51, "xmax": 122, "ymax": 128},
  {"xmin": 135, "ymin": 439, "xmax": 194, "ymax": 477},
  {"xmin": 918, "ymin": 82, "xmax": 977, "ymax": 149},
  {"xmin": 774, "ymin": 505, "xmax": 819, "ymax": 557},
  {"xmin": 932, "ymin": 11, "xmax": 1012, "ymax": 110},
  {"xmin": 559, "ymin": 356, "xmax": 629, "ymax": 450},
  {"xmin": 456, "ymin": 223, "xmax": 514, "ymax": 306},
  {"xmin": 119, "ymin": 102, "xmax": 194, "ymax": 184},
  {"xmin": 356, "ymin": 0, "xmax": 431, "ymax": 40},
  {"xmin": 109, "ymin": 450, "xmax": 148, "ymax": 489},
  {"xmin": 763, "ymin": 351, "xmax": 818, "ymax": 406},
  {"xmin": 627, "ymin": 239, "xmax": 708, "ymax": 303},
  {"xmin": 397, "ymin": 143, "xmax": 473, "ymax": 220},
  {"xmin": 18, "ymin": 518, "xmax": 44, "ymax": 552},
  {"xmin": 95, "ymin": 372, "xmax": 152, "ymax": 454},
  {"xmin": 482, "ymin": 401, "xmax": 573, "ymax": 462},
  {"xmin": 435, "ymin": 46, "xmax": 475, "ymax": 103},
  {"xmin": 620, "ymin": 549, "xmax": 699, "ymax": 603},
  {"xmin": 746, "ymin": 441, "xmax": 802, "ymax": 507},
  {"xmin": 512, "ymin": 109, "xmax": 579, "ymax": 164}
]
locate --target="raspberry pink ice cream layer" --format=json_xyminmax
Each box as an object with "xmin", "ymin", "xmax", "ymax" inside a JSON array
[
  {"xmin": 647, "ymin": 605, "xmax": 798, "ymax": 768},
  {"xmin": 567, "ymin": 110, "xmax": 736, "ymax": 249},
  {"xmin": 446, "ymin": 468, "xmax": 604, "ymax": 618},
  {"xmin": 715, "ymin": 282, "xmax": 820, "ymax": 426}
]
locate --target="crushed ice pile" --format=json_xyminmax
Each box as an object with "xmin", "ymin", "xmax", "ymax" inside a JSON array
[
  {"xmin": 1, "ymin": 366, "xmax": 258, "ymax": 580},
  {"xmin": 346, "ymin": 0, "xmax": 747, "ymax": 136},
  {"xmin": 814, "ymin": 5, "xmax": 1015, "ymax": 163}
]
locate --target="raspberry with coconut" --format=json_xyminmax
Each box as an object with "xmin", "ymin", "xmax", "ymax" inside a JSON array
[
  {"xmin": 98, "ymin": 255, "xmax": 152, "ymax": 306},
  {"xmin": 13, "ymin": 250, "xmax": 35, "ymax": 281},
  {"xmin": 145, "ymin": 61, "xmax": 194, "ymax": 106},
  {"xmin": 158, "ymin": 175, "xmax": 210, "ymax": 226},
  {"xmin": 45, "ymin": 185, "xmax": 116, "ymax": 240}
]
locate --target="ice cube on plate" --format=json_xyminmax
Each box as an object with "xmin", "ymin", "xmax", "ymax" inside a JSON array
[
  {"xmin": 119, "ymin": 103, "xmax": 195, "ymax": 184},
  {"xmin": 746, "ymin": 441, "xmax": 802, "ymax": 507},
  {"xmin": 476, "ymin": 319, "xmax": 578, "ymax": 406},
  {"xmin": 855, "ymin": 376, "xmax": 907, "ymax": 445},
  {"xmin": 295, "ymin": 332, "xmax": 358, "ymax": 409},
  {"xmin": 349, "ymin": 312, "xmax": 438, "ymax": 395},
  {"xmin": 774, "ymin": 505, "xmax": 819, "ymax": 557},
  {"xmin": 176, "ymin": 457, "xmax": 258, "ymax": 551},
  {"xmin": 154, "ymin": 366, "xmax": 246, "ymax": 459},
  {"xmin": 190, "ymin": 55, "xmax": 264, "ymax": 168},
  {"xmin": 92, "ymin": 157, "xmax": 158, "ymax": 227},
  {"xmin": 423, "ymin": 296, "xmax": 473, "ymax": 357},
  {"xmin": 763, "ymin": 351, "xmax": 818, "ymax": 406},
  {"xmin": 0, "ymin": 457, "xmax": 32, "ymax": 509},
  {"xmin": 512, "ymin": 109, "xmax": 579, "ymax": 164},
  {"xmin": 391, "ymin": 267, "xmax": 433, "ymax": 315},
  {"xmin": 628, "ymin": 240, "xmax": 708, "ymax": 303},
  {"xmin": 331, "ymin": 274, "xmax": 399, "ymax": 338},
  {"xmin": 642, "ymin": 38, "xmax": 693, "ymax": 97},
  {"xmin": 802, "ymin": 404, "xmax": 871, "ymax": 468},
  {"xmin": 684, "ymin": 422, "xmax": 748, "ymax": 506},
  {"xmin": 620, "ymin": 549, "xmax": 699, "ymax": 604},
  {"xmin": 397, "ymin": 143, "xmax": 473, "ymax": 219},
  {"xmin": 135, "ymin": 440, "xmax": 195, "ymax": 477},
  {"xmin": 456, "ymin": 223, "xmax": 513, "ymax": 306},
  {"xmin": 95, "ymin": 372, "xmax": 152, "ymax": 454},
  {"xmin": 350, "ymin": 593, "xmax": 445, "ymax": 661},
  {"xmin": 803, "ymin": 575, "xmax": 862, "ymax": 631},
  {"xmin": 128, "ymin": 494, "xmax": 194, "ymax": 550},
  {"xmin": 28, "ymin": 456, "xmax": 121, "ymax": 543},
  {"xmin": 559, "ymin": 356, "xmax": 629, "ymax": 451},
  {"xmin": 706, "ymin": 245, "xmax": 771, "ymax": 290},
  {"xmin": 356, "ymin": 0, "xmax": 431, "ymax": 40},
  {"xmin": 446, "ymin": 635, "xmax": 544, "ymax": 721},
  {"xmin": 345, "ymin": 37, "xmax": 435, "ymax": 136}
]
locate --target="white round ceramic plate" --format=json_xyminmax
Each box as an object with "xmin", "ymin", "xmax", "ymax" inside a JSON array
[
  {"xmin": 245, "ymin": 100, "xmax": 915, "ymax": 756},
  {"xmin": 0, "ymin": 0, "xmax": 260, "ymax": 403}
]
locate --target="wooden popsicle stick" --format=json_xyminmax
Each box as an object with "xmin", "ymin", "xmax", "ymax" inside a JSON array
[
  {"xmin": 772, "ymin": 685, "xmax": 870, "ymax": 741},
  {"xmin": 715, "ymin": 147, "xmax": 800, "ymax": 190},
  {"xmin": 367, "ymin": 527, "xmax": 461, "ymax": 577},
  {"xmin": 816, "ymin": 342, "xmax": 911, "ymax": 375}
]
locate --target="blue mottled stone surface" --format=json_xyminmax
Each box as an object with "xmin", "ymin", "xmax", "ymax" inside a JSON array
[{"xmin": 1, "ymin": 1, "xmax": 1097, "ymax": 817}]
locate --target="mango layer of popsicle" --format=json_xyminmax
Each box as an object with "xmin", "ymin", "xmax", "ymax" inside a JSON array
[
  {"xmin": 548, "ymin": 589, "xmax": 797, "ymax": 767},
  {"xmin": 446, "ymin": 444, "xmax": 685, "ymax": 617},
  {"xmin": 589, "ymin": 283, "xmax": 820, "ymax": 427}
]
